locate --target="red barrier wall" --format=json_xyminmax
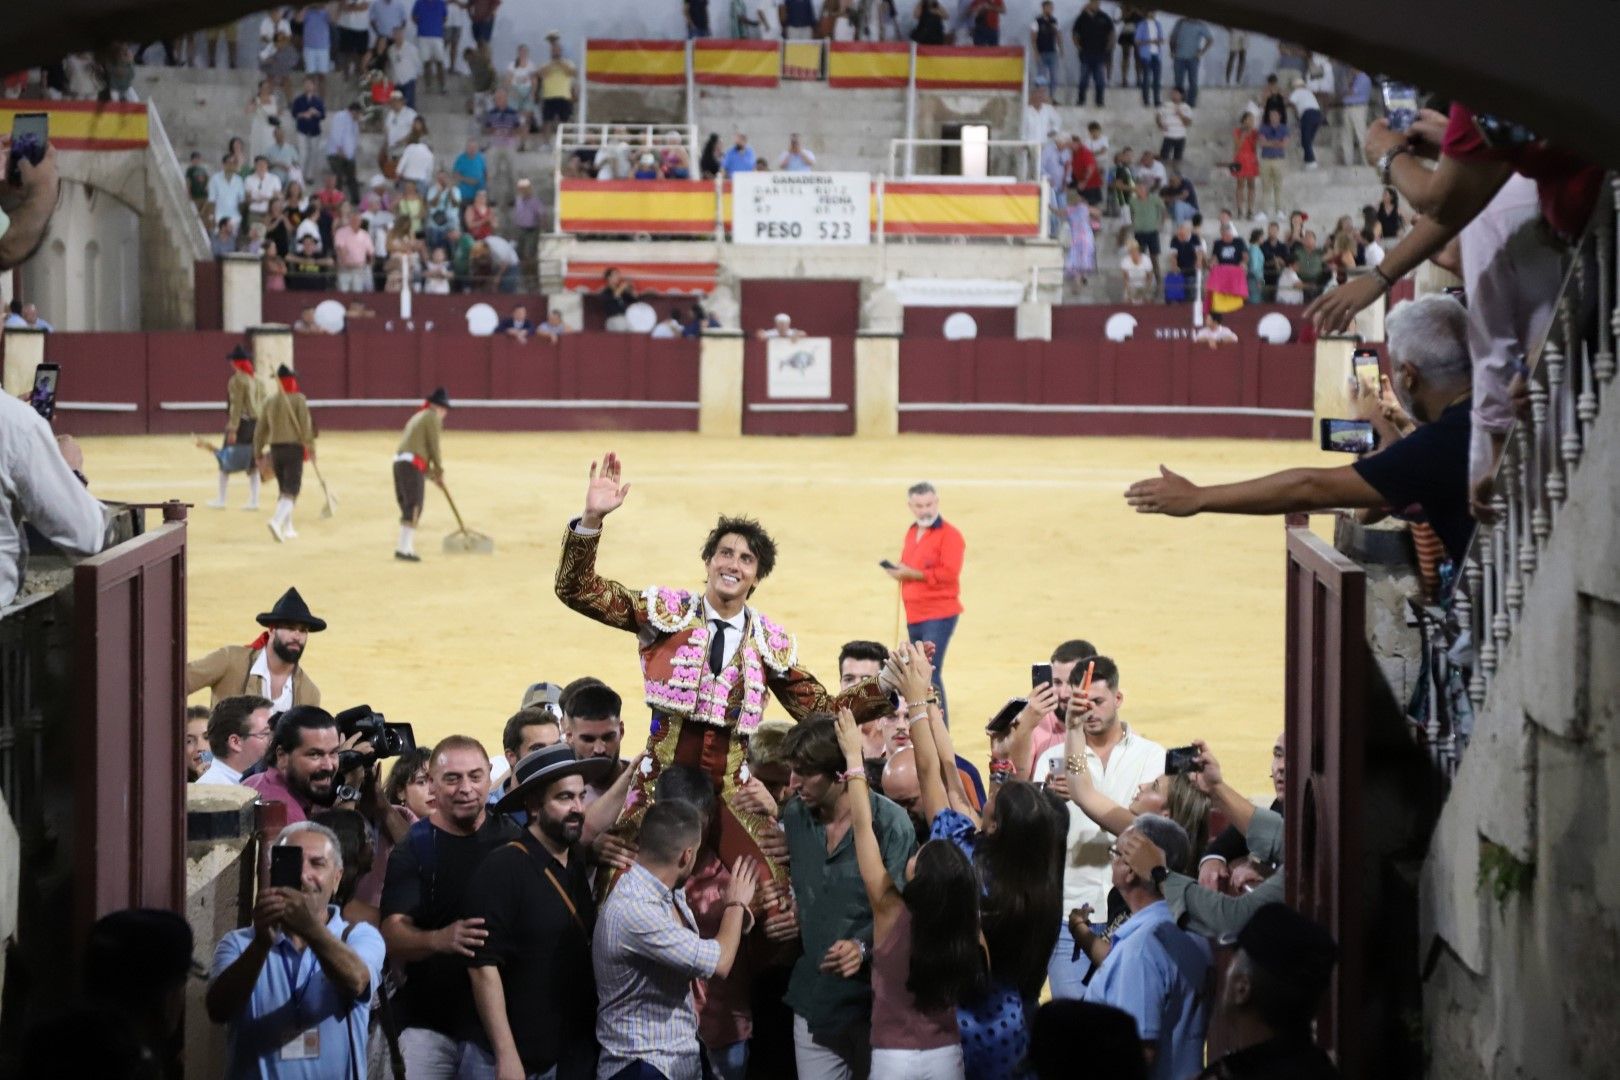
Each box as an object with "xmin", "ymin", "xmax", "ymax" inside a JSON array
[
  {"xmin": 741, "ymin": 281, "xmax": 861, "ymax": 436},
  {"xmin": 903, "ymin": 306, "xmax": 1019, "ymax": 338},
  {"xmin": 44, "ymin": 332, "xmax": 701, "ymax": 437}
]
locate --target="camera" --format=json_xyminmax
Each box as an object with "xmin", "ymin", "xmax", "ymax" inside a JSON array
[{"xmin": 334, "ymin": 704, "xmax": 416, "ymax": 775}]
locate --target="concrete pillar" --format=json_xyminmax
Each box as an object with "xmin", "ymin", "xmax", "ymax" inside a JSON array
[
  {"xmin": 548, "ymin": 291, "xmax": 584, "ymax": 332},
  {"xmin": 221, "ymin": 253, "xmax": 263, "ymax": 333},
  {"xmin": 1016, "ymin": 301, "xmax": 1052, "ymax": 341},
  {"xmin": 249, "ymin": 326, "xmax": 293, "ymax": 401},
  {"xmin": 706, "ymin": 284, "xmax": 739, "ymax": 332},
  {"xmin": 855, "ymin": 334, "xmax": 900, "ymax": 438},
  {"xmin": 863, "ymin": 285, "xmax": 902, "ymax": 334},
  {"xmin": 699, "ymin": 331, "xmax": 744, "ymax": 437},
  {"xmin": 1, "ymin": 327, "xmax": 46, "ymax": 399}
]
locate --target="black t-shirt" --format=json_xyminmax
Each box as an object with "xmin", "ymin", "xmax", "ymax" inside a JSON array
[
  {"xmin": 1034, "ymin": 14, "xmax": 1059, "ymax": 53},
  {"xmin": 1213, "ymin": 237, "xmax": 1247, "ymax": 266},
  {"xmin": 381, "ymin": 813, "xmax": 522, "ymax": 1035},
  {"xmin": 1073, "ymin": 9, "xmax": 1114, "ymax": 58},
  {"xmin": 1259, "ymin": 238, "xmax": 1291, "ymax": 280},
  {"xmin": 465, "ymin": 831, "xmax": 598, "ymax": 1073},
  {"xmin": 1168, "ymin": 235, "xmax": 1201, "ymax": 274},
  {"xmin": 1351, "ymin": 401, "xmax": 1474, "ymax": 564},
  {"xmin": 600, "ymin": 284, "xmax": 636, "ymax": 316}
]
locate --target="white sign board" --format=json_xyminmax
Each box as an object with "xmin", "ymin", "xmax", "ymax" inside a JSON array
[
  {"xmin": 766, "ymin": 337, "xmax": 832, "ymax": 399},
  {"xmin": 734, "ymin": 172, "xmax": 870, "ymax": 246}
]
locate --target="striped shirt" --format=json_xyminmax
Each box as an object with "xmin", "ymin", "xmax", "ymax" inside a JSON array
[{"xmin": 593, "ymin": 862, "xmax": 720, "ymax": 1080}]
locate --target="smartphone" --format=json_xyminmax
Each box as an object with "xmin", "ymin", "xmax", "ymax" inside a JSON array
[
  {"xmin": 1165, "ymin": 745, "xmax": 1201, "ymax": 776},
  {"xmin": 1031, "ymin": 662, "xmax": 1053, "ymax": 688},
  {"xmin": 1352, "ymin": 348, "xmax": 1379, "ymax": 398},
  {"xmin": 1381, "ymin": 82, "xmax": 1418, "ymax": 132},
  {"xmin": 29, "ymin": 363, "xmax": 59, "ymax": 422},
  {"xmin": 7, "ymin": 112, "xmax": 47, "ymax": 186},
  {"xmin": 1473, "ymin": 112, "xmax": 1537, "ymax": 151},
  {"xmin": 984, "ymin": 697, "xmax": 1028, "ymax": 736},
  {"xmin": 268, "ymin": 844, "xmax": 303, "ymax": 890},
  {"xmin": 879, "ymin": 559, "xmax": 897, "ymax": 570},
  {"xmin": 1320, "ymin": 418, "xmax": 1378, "ymax": 454}
]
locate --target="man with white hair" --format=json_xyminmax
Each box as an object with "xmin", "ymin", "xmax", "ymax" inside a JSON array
[
  {"xmin": 206, "ymin": 821, "xmax": 386, "ymax": 1077},
  {"xmin": 758, "ymin": 313, "xmax": 806, "ymax": 339},
  {"xmin": 1125, "ymin": 293, "xmax": 1476, "ymax": 564}
]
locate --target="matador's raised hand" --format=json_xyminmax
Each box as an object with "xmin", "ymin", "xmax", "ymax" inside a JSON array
[{"xmin": 581, "ymin": 451, "xmax": 632, "ymax": 529}]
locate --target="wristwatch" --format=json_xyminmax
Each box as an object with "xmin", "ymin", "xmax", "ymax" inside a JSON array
[
  {"xmin": 1377, "ymin": 144, "xmax": 1411, "ymax": 186},
  {"xmin": 1150, "ymin": 865, "xmax": 1170, "ymax": 887}
]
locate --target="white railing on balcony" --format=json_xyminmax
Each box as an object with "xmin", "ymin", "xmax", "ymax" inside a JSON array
[{"xmin": 1414, "ymin": 175, "xmax": 1617, "ymax": 777}]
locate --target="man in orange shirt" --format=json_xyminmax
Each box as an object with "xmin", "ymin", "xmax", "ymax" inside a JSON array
[{"xmin": 883, "ymin": 482, "xmax": 966, "ymax": 720}]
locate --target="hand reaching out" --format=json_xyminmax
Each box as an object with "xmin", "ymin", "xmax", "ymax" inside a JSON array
[
  {"xmin": 581, "ymin": 451, "xmax": 631, "ymax": 528},
  {"xmin": 820, "ymin": 939, "xmax": 864, "ymax": 978},
  {"xmin": 834, "ymin": 708, "xmax": 865, "ymax": 770},
  {"xmin": 724, "ymin": 857, "xmax": 760, "ymax": 909},
  {"xmin": 1124, "ymin": 465, "xmax": 1203, "ymax": 516}
]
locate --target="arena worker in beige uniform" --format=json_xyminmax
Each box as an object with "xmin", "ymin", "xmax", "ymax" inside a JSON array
[
  {"xmin": 253, "ymin": 364, "xmax": 316, "ymax": 543},
  {"xmin": 393, "ymin": 387, "xmax": 450, "ymax": 562}
]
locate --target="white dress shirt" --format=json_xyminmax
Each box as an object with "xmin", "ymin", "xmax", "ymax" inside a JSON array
[
  {"xmin": 0, "ymin": 394, "xmax": 106, "ymax": 607},
  {"xmin": 1034, "ymin": 722, "xmax": 1166, "ymax": 913},
  {"xmin": 196, "ymin": 758, "xmax": 246, "ymax": 786},
  {"xmin": 700, "ymin": 597, "xmax": 746, "ymax": 672},
  {"xmin": 249, "ymin": 647, "xmax": 296, "ymax": 713}
]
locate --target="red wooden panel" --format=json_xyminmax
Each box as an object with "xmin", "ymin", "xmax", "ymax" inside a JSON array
[
  {"xmin": 1186, "ymin": 343, "xmax": 1248, "ymax": 405},
  {"xmin": 1037, "ymin": 340, "xmax": 1103, "ymax": 403},
  {"xmin": 643, "ymin": 341, "xmax": 702, "ymax": 402},
  {"xmin": 290, "ymin": 334, "xmax": 349, "ymax": 400},
  {"xmin": 42, "ymin": 332, "xmax": 149, "ymax": 436},
  {"xmin": 348, "ymin": 329, "xmax": 423, "ymax": 398},
  {"xmin": 1110, "ymin": 341, "xmax": 1176, "ymax": 404},
  {"xmin": 1258, "ymin": 343, "xmax": 1316, "ymax": 409},
  {"xmin": 499, "ymin": 336, "xmax": 561, "ymax": 399},
  {"xmin": 193, "ymin": 261, "xmax": 223, "ymax": 330},
  {"xmin": 902, "ymin": 306, "xmax": 1019, "ymax": 338},
  {"xmin": 741, "ymin": 281, "xmax": 860, "ymax": 436}
]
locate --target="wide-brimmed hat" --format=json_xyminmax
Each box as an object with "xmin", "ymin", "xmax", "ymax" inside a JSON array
[
  {"xmin": 256, "ymin": 587, "xmax": 327, "ymax": 632},
  {"xmin": 426, "ymin": 387, "xmax": 451, "ymax": 409},
  {"xmin": 494, "ymin": 743, "xmax": 614, "ymax": 814},
  {"xmin": 227, "ymin": 345, "xmax": 251, "ymax": 362}
]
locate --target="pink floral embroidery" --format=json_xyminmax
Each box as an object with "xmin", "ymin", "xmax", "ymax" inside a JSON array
[{"xmin": 639, "ymin": 588, "xmax": 784, "ymax": 732}]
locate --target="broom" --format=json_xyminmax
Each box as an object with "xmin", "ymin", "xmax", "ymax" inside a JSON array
[
  {"xmin": 312, "ymin": 460, "xmax": 337, "ymax": 519},
  {"xmin": 435, "ymin": 479, "xmax": 494, "ymax": 554}
]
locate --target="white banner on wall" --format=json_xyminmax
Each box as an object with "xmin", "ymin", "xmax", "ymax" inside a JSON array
[
  {"xmin": 766, "ymin": 337, "xmax": 833, "ymax": 399},
  {"xmin": 887, "ymin": 277, "xmax": 1027, "ymax": 307},
  {"xmin": 734, "ymin": 172, "xmax": 870, "ymax": 246}
]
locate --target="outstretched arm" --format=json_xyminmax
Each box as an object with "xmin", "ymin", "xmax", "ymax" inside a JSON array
[
  {"xmin": 835, "ymin": 710, "xmax": 903, "ymax": 940},
  {"xmin": 1064, "ymin": 718, "xmax": 1133, "ymax": 835},
  {"xmin": 554, "ymin": 452, "xmax": 648, "ymax": 633},
  {"xmin": 1124, "ymin": 463, "xmax": 1383, "ymax": 517}
]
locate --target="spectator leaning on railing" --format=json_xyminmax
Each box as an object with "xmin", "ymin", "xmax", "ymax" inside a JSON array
[
  {"xmin": 0, "ymin": 393, "xmax": 106, "ymax": 607},
  {"xmin": 1126, "ymin": 293, "xmax": 1477, "ymax": 566}
]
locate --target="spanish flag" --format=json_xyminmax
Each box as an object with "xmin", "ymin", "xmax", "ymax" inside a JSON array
[
  {"xmin": 881, "ymin": 182, "xmax": 1041, "ymax": 237},
  {"xmin": 914, "ymin": 46, "xmax": 1024, "ymax": 91},
  {"xmin": 827, "ymin": 43, "xmax": 909, "ymax": 88},
  {"xmin": 558, "ymin": 179, "xmax": 717, "ymax": 235},
  {"xmin": 693, "ymin": 40, "xmax": 780, "ymax": 87},
  {"xmin": 586, "ymin": 40, "xmax": 686, "ymax": 86},
  {"xmin": 0, "ymin": 100, "xmax": 147, "ymax": 151}
]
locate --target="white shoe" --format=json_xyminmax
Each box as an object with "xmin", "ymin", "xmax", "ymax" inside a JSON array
[
  {"xmin": 206, "ymin": 498, "xmax": 226, "ymax": 508},
  {"xmin": 242, "ymin": 501, "xmax": 259, "ymax": 511},
  {"xmin": 267, "ymin": 520, "xmax": 285, "ymax": 543},
  {"xmin": 1304, "ymin": 161, "xmax": 1320, "ymax": 170},
  {"xmin": 283, "ymin": 525, "xmax": 299, "ymax": 539}
]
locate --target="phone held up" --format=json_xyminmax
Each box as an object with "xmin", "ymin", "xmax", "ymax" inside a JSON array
[
  {"xmin": 1320, "ymin": 417, "xmax": 1378, "ymax": 455},
  {"xmin": 878, "ymin": 559, "xmax": 897, "ymax": 570},
  {"xmin": 1165, "ymin": 745, "xmax": 1201, "ymax": 776},
  {"xmin": 1030, "ymin": 662, "xmax": 1053, "ymax": 688},
  {"xmin": 7, "ymin": 112, "xmax": 48, "ymax": 186},
  {"xmin": 268, "ymin": 844, "xmax": 304, "ymax": 890},
  {"xmin": 29, "ymin": 362, "xmax": 59, "ymax": 422},
  {"xmin": 1380, "ymin": 82, "xmax": 1418, "ymax": 133},
  {"xmin": 984, "ymin": 697, "xmax": 1028, "ymax": 736}
]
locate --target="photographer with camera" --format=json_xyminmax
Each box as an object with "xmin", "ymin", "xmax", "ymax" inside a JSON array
[{"xmin": 381, "ymin": 735, "xmax": 521, "ymax": 1078}]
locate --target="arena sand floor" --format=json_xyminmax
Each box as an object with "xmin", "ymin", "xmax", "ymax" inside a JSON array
[{"xmin": 89, "ymin": 430, "xmax": 1339, "ymax": 794}]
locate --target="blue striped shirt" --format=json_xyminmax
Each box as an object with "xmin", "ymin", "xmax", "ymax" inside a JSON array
[{"xmin": 593, "ymin": 862, "xmax": 721, "ymax": 1080}]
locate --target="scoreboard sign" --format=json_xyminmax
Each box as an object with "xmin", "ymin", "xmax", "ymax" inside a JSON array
[{"xmin": 733, "ymin": 172, "xmax": 871, "ymax": 246}]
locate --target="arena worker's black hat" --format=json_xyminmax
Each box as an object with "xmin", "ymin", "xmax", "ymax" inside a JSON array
[
  {"xmin": 426, "ymin": 387, "xmax": 451, "ymax": 409},
  {"xmin": 256, "ymin": 587, "xmax": 327, "ymax": 632},
  {"xmin": 227, "ymin": 345, "xmax": 251, "ymax": 361}
]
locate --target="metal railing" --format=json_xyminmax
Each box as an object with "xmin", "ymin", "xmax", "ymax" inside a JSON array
[{"xmin": 1411, "ymin": 176, "xmax": 1617, "ymax": 777}]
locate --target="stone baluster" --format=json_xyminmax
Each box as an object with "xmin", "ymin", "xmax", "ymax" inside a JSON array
[
  {"xmin": 1503, "ymin": 443, "xmax": 1524, "ymax": 628},
  {"xmin": 1462, "ymin": 555, "xmax": 1486, "ymax": 708},
  {"xmin": 1544, "ymin": 322, "xmax": 1569, "ymax": 518},
  {"xmin": 1599, "ymin": 176, "xmax": 1619, "ymax": 392},
  {"xmin": 1477, "ymin": 533, "xmax": 1498, "ymax": 689}
]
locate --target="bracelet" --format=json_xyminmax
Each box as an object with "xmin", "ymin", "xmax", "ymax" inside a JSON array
[
  {"xmin": 838, "ymin": 769, "xmax": 868, "ymax": 784},
  {"xmin": 1064, "ymin": 754, "xmax": 1087, "ymax": 774},
  {"xmin": 1372, "ymin": 263, "xmax": 1396, "ymax": 292}
]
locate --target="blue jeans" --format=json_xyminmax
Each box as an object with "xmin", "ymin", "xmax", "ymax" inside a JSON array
[
  {"xmin": 1077, "ymin": 56, "xmax": 1106, "ymax": 105},
  {"xmin": 1137, "ymin": 54, "xmax": 1161, "ymax": 106},
  {"xmin": 971, "ymin": 25, "xmax": 1000, "ymax": 46},
  {"xmin": 907, "ymin": 614, "xmax": 958, "ymax": 721},
  {"xmin": 397, "ymin": 78, "xmax": 417, "ymax": 110},
  {"xmin": 1047, "ymin": 920, "xmax": 1107, "ymax": 1000},
  {"xmin": 1299, "ymin": 108, "xmax": 1323, "ymax": 163},
  {"xmin": 1172, "ymin": 57, "xmax": 1198, "ymax": 105},
  {"xmin": 1036, "ymin": 51, "xmax": 1057, "ymax": 91}
]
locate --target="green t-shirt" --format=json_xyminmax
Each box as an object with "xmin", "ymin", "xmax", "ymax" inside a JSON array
[
  {"xmin": 1128, "ymin": 191, "xmax": 1165, "ymax": 235},
  {"xmin": 186, "ymin": 164, "xmax": 210, "ymax": 200}
]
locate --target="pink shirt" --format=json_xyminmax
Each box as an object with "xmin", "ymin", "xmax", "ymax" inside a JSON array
[
  {"xmin": 1028, "ymin": 711, "xmax": 1065, "ymax": 773},
  {"xmin": 333, "ymin": 225, "xmax": 374, "ymax": 267},
  {"xmin": 243, "ymin": 768, "xmax": 312, "ymax": 823},
  {"xmin": 685, "ymin": 851, "xmax": 753, "ymax": 1049}
]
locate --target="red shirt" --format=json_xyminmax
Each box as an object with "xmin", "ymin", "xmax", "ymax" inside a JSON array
[
  {"xmin": 685, "ymin": 851, "xmax": 753, "ymax": 1049},
  {"xmin": 1442, "ymin": 103, "xmax": 1603, "ymax": 240},
  {"xmin": 900, "ymin": 518, "xmax": 965, "ymax": 623},
  {"xmin": 1072, "ymin": 145, "xmax": 1101, "ymax": 192}
]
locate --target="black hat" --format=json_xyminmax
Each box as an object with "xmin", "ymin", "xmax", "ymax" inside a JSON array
[
  {"xmin": 83, "ymin": 909, "xmax": 200, "ymax": 993},
  {"xmin": 426, "ymin": 387, "xmax": 451, "ymax": 409},
  {"xmin": 228, "ymin": 345, "xmax": 252, "ymax": 361},
  {"xmin": 1234, "ymin": 903, "xmax": 1338, "ymax": 995},
  {"xmin": 256, "ymin": 587, "xmax": 327, "ymax": 632},
  {"xmin": 277, "ymin": 364, "xmax": 296, "ymax": 378},
  {"xmin": 494, "ymin": 743, "xmax": 614, "ymax": 815}
]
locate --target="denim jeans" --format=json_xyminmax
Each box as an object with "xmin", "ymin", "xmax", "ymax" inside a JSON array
[
  {"xmin": 971, "ymin": 25, "xmax": 999, "ymax": 46},
  {"xmin": 1137, "ymin": 54, "xmax": 1161, "ymax": 106},
  {"xmin": 1299, "ymin": 108, "xmax": 1323, "ymax": 164},
  {"xmin": 1036, "ymin": 51, "xmax": 1057, "ymax": 91},
  {"xmin": 1046, "ymin": 920, "xmax": 1107, "ymax": 1001},
  {"xmin": 906, "ymin": 614, "xmax": 958, "ymax": 721},
  {"xmin": 1077, "ymin": 56, "xmax": 1107, "ymax": 105},
  {"xmin": 1171, "ymin": 57, "xmax": 1198, "ymax": 105}
]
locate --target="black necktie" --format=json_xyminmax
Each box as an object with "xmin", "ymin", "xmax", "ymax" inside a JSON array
[{"xmin": 708, "ymin": 619, "xmax": 727, "ymax": 676}]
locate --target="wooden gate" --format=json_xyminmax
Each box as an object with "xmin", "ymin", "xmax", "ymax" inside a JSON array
[{"xmin": 1284, "ymin": 525, "xmax": 1366, "ymax": 1076}]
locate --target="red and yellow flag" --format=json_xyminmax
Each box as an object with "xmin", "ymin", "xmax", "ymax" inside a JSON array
[
  {"xmin": 585, "ymin": 40, "xmax": 686, "ymax": 86},
  {"xmin": 881, "ymin": 182, "xmax": 1041, "ymax": 237},
  {"xmin": 827, "ymin": 43, "xmax": 909, "ymax": 88},
  {"xmin": 914, "ymin": 46, "xmax": 1023, "ymax": 91},
  {"xmin": 558, "ymin": 179, "xmax": 717, "ymax": 235},
  {"xmin": 693, "ymin": 40, "xmax": 780, "ymax": 87},
  {"xmin": 0, "ymin": 100, "xmax": 147, "ymax": 151}
]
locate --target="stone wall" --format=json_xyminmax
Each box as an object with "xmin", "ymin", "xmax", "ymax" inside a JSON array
[
  {"xmin": 1421, "ymin": 388, "xmax": 1620, "ymax": 1077},
  {"xmin": 184, "ymin": 784, "xmax": 259, "ymax": 1078}
]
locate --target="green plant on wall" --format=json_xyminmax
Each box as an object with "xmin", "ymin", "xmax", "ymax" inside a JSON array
[{"xmin": 1477, "ymin": 840, "xmax": 1534, "ymax": 909}]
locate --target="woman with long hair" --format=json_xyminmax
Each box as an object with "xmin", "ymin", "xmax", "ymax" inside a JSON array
[
  {"xmin": 1376, "ymin": 185, "xmax": 1405, "ymax": 240},
  {"xmin": 1231, "ymin": 111, "xmax": 1260, "ymax": 219},
  {"xmin": 887, "ymin": 644, "xmax": 1064, "ymax": 1080},
  {"xmin": 699, "ymin": 133, "xmax": 723, "ymax": 179},
  {"xmin": 835, "ymin": 710, "xmax": 981, "ymax": 1079},
  {"xmin": 383, "ymin": 747, "xmax": 435, "ymax": 818}
]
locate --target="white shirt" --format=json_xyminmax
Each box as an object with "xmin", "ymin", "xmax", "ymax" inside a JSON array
[
  {"xmin": 384, "ymin": 105, "xmax": 419, "ymax": 151},
  {"xmin": 650, "ymin": 320, "xmax": 681, "ymax": 339},
  {"xmin": 1121, "ymin": 252, "xmax": 1154, "ymax": 288},
  {"xmin": 751, "ymin": 0, "xmax": 780, "ymax": 36},
  {"xmin": 1157, "ymin": 102, "xmax": 1192, "ymax": 139},
  {"xmin": 1289, "ymin": 86, "xmax": 1320, "ymax": 115},
  {"xmin": 1306, "ymin": 55, "xmax": 1335, "ymax": 95},
  {"xmin": 1193, "ymin": 324, "xmax": 1239, "ymax": 346},
  {"xmin": 1022, "ymin": 102, "xmax": 1060, "ymax": 145},
  {"xmin": 249, "ymin": 647, "xmax": 296, "ymax": 713},
  {"xmin": 1135, "ymin": 159, "xmax": 1168, "ymax": 189},
  {"xmin": 1033, "ymin": 723, "xmax": 1166, "ymax": 913},
  {"xmin": 484, "ymin": 234, "xmax": 519, "ymax": 268},
  {"xmin": 701, "ymin": 597, "xmax": 746, "ymax": 673},
  {"xmin": 3, "ymin": 315, "xmax": 54, "ymax": 331},
  {"xmin": 196, "ymin": 758, "xmax": 245, "ymax": 786},
  {"xmin": 391, "ymin": 40, "xmax": 423, "ymax": 87},
  {"xmin": 1083, "ymin": 134, "xmax": 1110, "ymax": 159},
  {"xmin": 243, "ymin": 171, "xmax": 282, "ymax": 214},
  {"xmin": 0, "ymin": 394, "xmax": 106, "ymax": 607},
  {"xmin": 295, "ymin": 217, "xmax": 323, "ymax": 245},
  {"xmin": 397, "ymin": 141, "xmax": 435, "ymax": 184}
]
